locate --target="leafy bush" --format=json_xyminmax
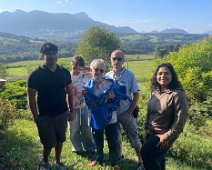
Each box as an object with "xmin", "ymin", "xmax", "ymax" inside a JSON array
[
  {"xmin": 0, "ymin": 80, "xmax": 27, "ymax": 110},
  {"xmin": 162, "ymin": 39, "xmax": 212, "ymax": 128},
  {"xmin": 165, "ymin": 39, "xmax": 212, "ymax": 102},
  {"xmin": 0, "ymin": 98, "xmax": 16, "ymax": 130}
]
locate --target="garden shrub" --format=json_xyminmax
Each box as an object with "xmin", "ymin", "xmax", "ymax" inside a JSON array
[
  {"xmin": 162, "ymin": 39, "xmax": 212, "ymax": 128},
  {"xmin": 0, "ymin": 98, "xmax": 16, "ymax": 130},
  {"xmin": 0, "ymin": 80, "xmax": 27, "ymax": 110}
]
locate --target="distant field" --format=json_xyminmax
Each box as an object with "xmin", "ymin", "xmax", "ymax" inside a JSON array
[
  {"xmin": 124, "ymin": 60, "xmax": 155, "ymax": 83},
  {"xmin": 125, "ymin": 54, "xmax": 155, "ymax": 60},
  {"xmin": 6, "ymin": 55, "xmax": 156, "ymax": 82}
]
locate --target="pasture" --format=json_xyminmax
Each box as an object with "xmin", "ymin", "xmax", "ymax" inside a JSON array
[{"xmin": 6, "ymin": 54, "xmax": 156, "ymax": 84}]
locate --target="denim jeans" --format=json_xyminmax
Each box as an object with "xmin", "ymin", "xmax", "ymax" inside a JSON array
[
  {"xmin": 69, "ymin": 106, "xmax": 95, "ymax": 152},
  {"xmin": 92, "ymin": 123, "xmax": 119, "ymax": 166}
]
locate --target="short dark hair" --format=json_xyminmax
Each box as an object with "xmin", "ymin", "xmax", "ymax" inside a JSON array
[
  {"xmin": 40, "ymin": 42, "xmax": 58, "ymax": 55},
  {"xmin": 71, "ymin": 56, "xmax": 85, "ymax": 68},
  {"xmin": 151, "ymin": 62, "xmax": 182, "ymax": 90}
]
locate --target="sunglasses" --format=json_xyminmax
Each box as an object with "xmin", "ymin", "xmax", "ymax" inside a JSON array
[
  {"xmin": 112, "ymin": 57, "xmax": 122, "ymax": 61},
  {"xmin": 93, "ymin": 68, "xmax": 104, "ymax": 73}
]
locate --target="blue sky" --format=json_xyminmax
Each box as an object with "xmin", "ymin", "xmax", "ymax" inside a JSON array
[{"xmin": 0, "ymin": 0, "xmax": 211, "ymax": 33}]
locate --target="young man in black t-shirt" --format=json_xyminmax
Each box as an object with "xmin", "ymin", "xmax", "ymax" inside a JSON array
[{"xmin": 27, "ymin": 42, "xmax": 75, "ymax": 170}]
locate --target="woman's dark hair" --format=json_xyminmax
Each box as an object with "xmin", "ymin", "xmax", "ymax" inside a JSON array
[
  {"xmin": 71, "ymin": 56, "xmax": 85, "ymax": 68},
  {"xmin": 151, "ymin": 62, "xmax": 182, "ymax": 90}
]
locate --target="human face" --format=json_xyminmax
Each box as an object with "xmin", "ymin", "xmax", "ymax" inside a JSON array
[
  {"xmin": 91, "ymin": 63, "xmax": 105, "ymax": 81},
  {"xmin": 111, "ymin": 52, "xmax": 124, "ymax": 71},
  {"xmin": 71, "ymin": 62, "xmax": 82, "ymax": 75},
  {"xmin": 156, "ymin": 66, "xmax": 172, "ymax": 90},
  {"xmin": 43, "ymin": 53, "xmax": 58, "ymax": 66}
]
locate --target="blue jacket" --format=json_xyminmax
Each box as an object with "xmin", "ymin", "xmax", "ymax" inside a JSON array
[{"xmin": 84, "ymin": 78, "xmax": 128, "ymax": 130}]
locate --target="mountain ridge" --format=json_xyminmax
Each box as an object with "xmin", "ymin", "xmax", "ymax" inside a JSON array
[{"xmin": 0, "ymin": 10, "xmax": 137, "ymax": 40}]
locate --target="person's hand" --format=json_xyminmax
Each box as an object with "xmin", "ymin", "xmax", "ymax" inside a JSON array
[
  {"xmin": 73, "ymin": 88, "xmax": 78, "ymax": 95},
  {"xmin": 82, "ymin": 88, "xmax": 88, "ymax": 96},
  {"xmin": 107, "ymin": 91, "xmax": 115, "ymax": 99},
  {"xmin": 68, "ymin": 111, "xmax": 76, "ymax": 121},
  {"xmin": 156, "ymin": 134, "xmax": 168, "ymax": 149},
  {"xmin": 126, "ymin": 109, "xmax": 133, "ymax": 116}
]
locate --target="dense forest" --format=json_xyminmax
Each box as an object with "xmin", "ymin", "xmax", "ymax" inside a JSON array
[{"xmin": 0, "ymin": 32, "xmax": 209, "ymax": 62}]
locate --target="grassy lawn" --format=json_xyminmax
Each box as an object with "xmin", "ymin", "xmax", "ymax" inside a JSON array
[{"xmin": 0, "ymin": 117, "xmax": 208, "ymax": 170}]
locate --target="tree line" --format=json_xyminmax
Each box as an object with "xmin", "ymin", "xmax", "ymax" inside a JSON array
[{"xmin": 0, "ymin": 31, "xmax": 209, "ymax": 62}]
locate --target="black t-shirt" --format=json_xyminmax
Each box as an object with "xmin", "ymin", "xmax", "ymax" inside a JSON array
[{"xmin": 27, "ymin": 65, "xmax": 72, "ymax": 116}]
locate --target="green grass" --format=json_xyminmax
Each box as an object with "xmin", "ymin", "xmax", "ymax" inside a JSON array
[
  {"xmin": 0, "ymin": 117, "xmax": 208, "ymax": 170},
  {"xmin": 1, "ymin": 56, "xmax": 211, "ymax": 169},
  {"xmin": 124, "ymin": 60, "xmax": 156, "ymax": 83},
  {"xmin": 6, "ymin": 58, "xmax": 71, "ymax": 79},
  {"xmin": 6, "ymin": 56, "xmax": 155, "ymax": 81},
  {"xmin": 125, "ymin": 54, "xmax": 155, "ymax": 60},
  {"xmin": 8, "ymin": 67, "xmax": 29, "ymax": 76}
]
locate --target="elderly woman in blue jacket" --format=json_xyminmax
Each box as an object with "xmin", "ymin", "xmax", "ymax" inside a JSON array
[{"xmin": 84, "ymin": 59, "xmax": 127, "ymax": 170}]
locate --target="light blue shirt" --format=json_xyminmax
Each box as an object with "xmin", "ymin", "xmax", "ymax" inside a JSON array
[{"xmin": 105, "ymin": 68, "xmax": 139, "ymax": 115}]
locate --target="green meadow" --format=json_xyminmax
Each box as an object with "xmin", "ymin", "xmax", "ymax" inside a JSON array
[
  {"xmin": 1, "ymin": 54, "xmax": 211, "ymax": 170},
  {"xmin": 6, "ymin": 54, "xmax": 155, "ymax": 83}
]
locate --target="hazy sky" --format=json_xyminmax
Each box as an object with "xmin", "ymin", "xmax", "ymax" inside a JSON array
[{"xmin": 0, "ymin": 0, "xmax": 212, "ymax": 33}]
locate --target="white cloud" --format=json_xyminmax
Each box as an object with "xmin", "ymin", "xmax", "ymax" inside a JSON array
[
  {"xmin": 57, "ymin": 0, "xmax": 70, "ymax": 4},
  {"xmin": 208, "ymin": 24, "xmax": 212, "ymax": 27}
]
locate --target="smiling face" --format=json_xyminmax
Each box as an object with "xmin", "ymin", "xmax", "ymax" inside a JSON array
[
  {"xmin": 91, "ymin": 63, "xmax": 105, "ymax": 81},
  {"xmin": 71, "ymin": 62, "xmax": 83, "ymax": 75},
  {"xmin": 156, "ymin": 66, "xmax": 172, "ymax": 90}
]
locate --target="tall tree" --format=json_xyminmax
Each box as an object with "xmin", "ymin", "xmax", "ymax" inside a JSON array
[{"xmin": 76, "ymin": 27, "xmax": 120, "ymax": 68}]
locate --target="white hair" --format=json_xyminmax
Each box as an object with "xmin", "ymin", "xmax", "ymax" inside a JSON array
[{"xmin": 90, "ymin": 59, "xmax": 106, "ymax": 70}]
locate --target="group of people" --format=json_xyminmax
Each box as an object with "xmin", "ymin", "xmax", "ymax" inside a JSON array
[{"xmin": 27, "ymin": 42, "xmax": 188, "ymax": 170}]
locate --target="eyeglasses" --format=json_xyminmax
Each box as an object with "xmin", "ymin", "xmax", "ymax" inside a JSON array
[
  {"xmin": 112, "ymin": 57, "xmax": 122, "ymax": 61},
  {"xmin": 93, "ymin": 68, "xmax": 104, "ymax": 73}
]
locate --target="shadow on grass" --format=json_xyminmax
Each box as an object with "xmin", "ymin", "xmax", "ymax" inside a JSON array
[{"xmin": 0, "ymin": 121, "xmax": 41, "ymax": 170}]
